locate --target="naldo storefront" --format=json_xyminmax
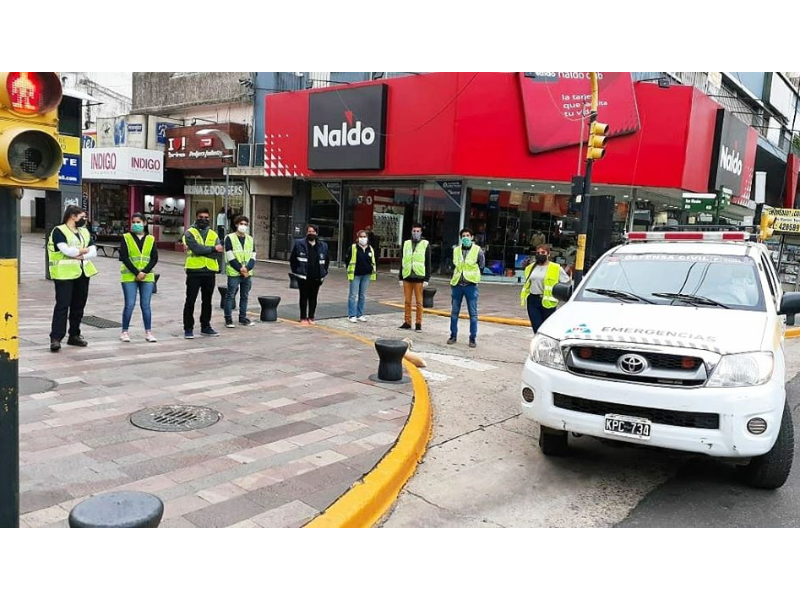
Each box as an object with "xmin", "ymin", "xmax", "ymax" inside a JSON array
[{"xmin": 263, "ymin": 73, "xmax": 761, "ymax": 279}]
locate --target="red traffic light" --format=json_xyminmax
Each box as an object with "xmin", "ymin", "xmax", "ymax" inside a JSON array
[{"xmin": 5, "ymin": 72, "xmax": 62, "ymax": 116}]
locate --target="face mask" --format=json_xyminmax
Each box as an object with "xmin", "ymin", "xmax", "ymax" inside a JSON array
[
  {"xmin": 76, "ymin": 218, "xmax": 87, "ymax": 228},
  {"xmin": 358, "ymin": 237, "xmax": 368, "ymax": 246},
  {"xmin": 197, "ymin": 218, "xmax": 210, "ymax": 229},
  {"xmin": 535, "ymin": 254, "xmax": 547, "ymax": 264},
  {"xmin": 307, "ymin": 233, "xmax": 317, "ymax": 241},
  {"xmin": 131, "ymin": 223, "xmax": 144, "ymax": 234},
  {"xmin": 461, "ymin": 237, "xmax": 472, "ymax": 248},
  {"xmin": 412, "ymin": 232, "xmax": 421, "ymax": 241},
  {"xmin": 238, "ymin": 225, "xmax": 249, "ymax": 234}
]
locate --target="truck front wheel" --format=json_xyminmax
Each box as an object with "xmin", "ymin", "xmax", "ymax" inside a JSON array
[
  {"xmin": 539, "ymin": 425, "xmax": 569, "ymax": 456},
  {"xmin": 738, "ymin": 402, "xmax": 794, "ymax": 490}
]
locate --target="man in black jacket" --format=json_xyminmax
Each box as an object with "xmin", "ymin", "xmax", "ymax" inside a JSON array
[
  {"xmin": 183, "ymin": 209, "xmax": 223, "ymax": 339},
  {"xmin": 289, "ymin": 224, "xmax": 330, "ymax": 325}
]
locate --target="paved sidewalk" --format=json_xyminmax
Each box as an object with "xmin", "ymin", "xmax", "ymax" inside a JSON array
[{"xmin": 16, "ymin": 239, "xmax": 412, "ymax": 528}]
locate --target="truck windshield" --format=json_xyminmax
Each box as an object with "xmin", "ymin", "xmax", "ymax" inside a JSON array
[{"xmin": 577, "ymin": 253, "xmax": 766, "ymax": 312}]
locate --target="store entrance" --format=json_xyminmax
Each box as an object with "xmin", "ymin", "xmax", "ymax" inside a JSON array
[{"xmin": 270, "ymin": 196, "xmax": 293, "ymax": 261}]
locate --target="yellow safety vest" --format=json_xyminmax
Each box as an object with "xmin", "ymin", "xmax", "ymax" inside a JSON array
[
  {"xmin": 402, "ymin": 239, "xmax": 428, "ymax": 279},
  {"xmin": 520, "ymin": 261, "xmax": 561, "ymax": 309},
  {"xmin": 184, "ymin": 227, "xmax": 220, "ymax": 272},
  {"xmin": 47, "ymin": 225, "xmax": 98, "ymax": 280},
  {"xmin": 120, "ymin": 233, "xmax": 155, "ymax": 283},
  {"xmin": 347, "ymin": 244, "xmax": 377, "ymax": 281},
  {"xmin": 225, "ymin": 233, "xmax": 255, "ymax": 277},
  {"xmin": 450, "ymin": 245, "xmax": 481, "ymax": 286}
]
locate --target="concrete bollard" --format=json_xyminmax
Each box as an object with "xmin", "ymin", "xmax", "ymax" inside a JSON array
[
  {"xmin": 258, "ymin": 296, "xmax": 281, "ymax": 322},
  {"xmin": 369, "ymin": 338, "xmax": 410, "ymax": 384},
  {"xmin": 288, "ymin": 273, "xmax": 299, "ymax": 289},
  {"xmin": 218, "ymin": 285, "xmax": 237, "ymax": 310},
  {"xmin": 423, "ymin": 287, "xmax": 437, "ymax": 309},
  {"xmin": 68, "ymin": 491, "xmax": 164, "ymax": 528}
]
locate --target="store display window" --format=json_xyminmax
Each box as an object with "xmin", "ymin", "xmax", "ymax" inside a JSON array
[{"xmin": 144, "ymin": 194, "xmax": 186, "ymax": 249}]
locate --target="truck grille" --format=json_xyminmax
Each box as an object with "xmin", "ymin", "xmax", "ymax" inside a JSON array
[
  {"xmin": 553, "ymin": 393, "xmax": 720, "ymax": 429},
  {"xmin": 571, "ymin": 346, "xmax": 701, "ymax": 371},
  {"xmin": 566, "ymin": 346, "xmax": 708, "ymax": 387}
]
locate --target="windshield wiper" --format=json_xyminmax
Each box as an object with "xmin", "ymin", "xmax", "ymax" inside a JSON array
[
  {"xmin": 586, "ymin": 288, "xmax": 655, "ymax": 304},
  {"xmin": 651, "ymin": 292, "xmax": 730, "ymax": 309}
]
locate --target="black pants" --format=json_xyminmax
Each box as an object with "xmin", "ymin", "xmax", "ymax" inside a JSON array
[
  {"xmin": 184, "ymin": 274, "xmax": 216, "ymax": 331},
  {"xmin": 298, "ymin": 279, "xmax": 322, "ymax": 319},
  {"xmin": 50, "ymin": 276, "xmax": 90, "ymax": 341},
  {"xmin": 527, "ymin": 295, "xmax": 557, "ymax": 333}
]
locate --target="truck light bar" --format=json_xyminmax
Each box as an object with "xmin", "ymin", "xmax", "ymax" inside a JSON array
[{"xmin": 626, "ymin": 232, "xmax": 748, "ymax": 242}]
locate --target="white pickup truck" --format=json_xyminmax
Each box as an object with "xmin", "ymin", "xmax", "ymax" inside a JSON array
[{"xmin": 520, "ymin": 231, "xmax": 800, "ymax": 489}]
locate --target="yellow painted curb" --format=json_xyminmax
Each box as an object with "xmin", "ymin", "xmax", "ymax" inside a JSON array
[
  {"xmin": 786, "ymin": 327, "xmax": 800, "ymax": 339},
  {"xmin": 283, "ymin": 320, "xmax": 432, "ymax": 528},
  {"xmin": 381, "ymin": 301, "xmax": 530, "ymax": 328}
]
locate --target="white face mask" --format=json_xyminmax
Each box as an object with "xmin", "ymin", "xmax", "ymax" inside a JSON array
[
  {"xmin": 358, "ymin": 237, "xmax": 368, "ymax": 246},
  {"xmin": 238, "ymin": 225, "xmax": 249, "ymax": 234}
]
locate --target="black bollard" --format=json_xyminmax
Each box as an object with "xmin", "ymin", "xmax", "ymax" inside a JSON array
[
  {"xmin": 369, "ymin": 338, "xmax": 410, "ymax": 384},
  {"xmin": 218, "ymin": 285, "xmax": 236, "ymax": 310},
  {"xmin": 153, "ymin": 273, "xmax": 160, "ymax": 294},
  {"xmin": 423, "ymin": 287, "xmax": 437, "ymax": 309},
  {"xmin": 258, "ymin": 296, "xmax": 281, "ymax": 322},
  {"xmin": 288, "ymin": 273, "xmax": 299, "ymax": 289},
  {"xmin": 68, "ymin": 491, "xmax": 164, "ymax": 528}
]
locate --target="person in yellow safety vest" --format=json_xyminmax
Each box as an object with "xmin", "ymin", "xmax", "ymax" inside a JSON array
[
  {"xmin": 520, "ymin": 244, "xmax": 571, "ymax": 333},
  {"xmin": 119, "ymin": 213, "xmax": 159, "ymax": 343},
  {"xmin": 224, "ymin": 215, "xmax": 257, "ymax": 328},
  {"xmin": 447, "ymin": 228, "xmax": 485, "ymax": 349},
  {"xmin": 345, "ymin": 229, "xmax": 377, "ymax": 323},
  {"xmin": 182, "ymin": 208, "xmax": 224, "ymax": 339},
  {"xmin": 47, "ymin": 205, "xmax": 98, "ymax": 353},
  {"xmin": 399, "ymin": 223, "xmax": 431, "ymax": 331}
]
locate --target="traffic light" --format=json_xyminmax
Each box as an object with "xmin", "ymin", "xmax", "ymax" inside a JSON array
[
  {"xmin": 0, "ymin": 72, "xmax": 63, "ymax": 190},
  {"xmin": 586, "ymin": 120, "xmax": 609, "ymax": 161},
  {"xmin": 760, "ymin": 211, "xmax": 776, "ymax": 241}
]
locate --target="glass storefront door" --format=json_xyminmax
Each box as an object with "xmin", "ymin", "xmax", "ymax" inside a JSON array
[{"xmin": 270, "ymin": 197, "xmax": 293, "ymax": 260}]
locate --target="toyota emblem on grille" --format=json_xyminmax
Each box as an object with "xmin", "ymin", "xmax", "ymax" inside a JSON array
[{"xmin": 618, "ymin": 353, "xmax": 647, "ymax": 374}]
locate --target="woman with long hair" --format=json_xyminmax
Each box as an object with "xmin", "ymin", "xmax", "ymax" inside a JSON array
[
  {"xmin": 345, "ymin": 229, "xmax": 377, "ymax": 323},
  {"xmin": 119, "ymin": 213, "xmax": 159, "ymax": 342}
]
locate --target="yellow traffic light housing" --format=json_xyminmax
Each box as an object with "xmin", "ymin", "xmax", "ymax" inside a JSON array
[
  {"xmin": 760, "ymin": 211, "xmax": 776, "ymax": 241},
  {"xmin": 586, "ymin": 121, "xmax": 609, "ymax": 161},
  {"xmin": 0, "ymin": 72, "xmax": 63, "ymax": 190}
]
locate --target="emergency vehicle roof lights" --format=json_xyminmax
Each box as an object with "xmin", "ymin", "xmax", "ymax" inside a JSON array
[{"xmin": 626, "ymin": 232, "xmax": 748, "ymax": 242}]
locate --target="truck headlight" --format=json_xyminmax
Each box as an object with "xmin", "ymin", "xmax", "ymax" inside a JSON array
[
  {"xmin": 706, "ymin": 352, "xmax": 774, "ymax": 388},
  {"xmin": 529, "ymin": 334, "xmax": 566, "ymax": 371}
]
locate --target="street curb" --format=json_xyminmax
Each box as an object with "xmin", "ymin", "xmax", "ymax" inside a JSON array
[
  {"xmin": 380, "ymin": 301, "xmax": 530, "ymax": 328},
  {"xmin": 787, "ymin": 327, "xmax": 800, "ymax": 339},
  {"xmin": 288, "ymin": 322, "xmax": 432, "ymax": 528}
]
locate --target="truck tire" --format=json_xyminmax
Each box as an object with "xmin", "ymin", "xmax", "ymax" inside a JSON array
[
  {"xmin": 539, "ymin": 425, "xmax": 569, "ymax": 456},
  {"xmin": 738, "ymin": 402, "xmax": 794, "ymax": 490}
]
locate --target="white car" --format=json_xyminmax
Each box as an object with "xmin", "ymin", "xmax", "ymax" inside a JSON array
[{"xmin": 521, "ymin": 231, "xmax": 800, "ymax": 489}]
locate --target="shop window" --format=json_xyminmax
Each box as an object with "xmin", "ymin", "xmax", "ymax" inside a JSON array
[
  {"xmin": 144, "ymin": 195, "xmax": 186, "ymax": 249},
  {"xmin": 92, "ymin": 184, "xmax": 128, "ymax": 242},
  {"xmin": 309, "ymin": 183, "xmax": 342, "ymax": 261}
]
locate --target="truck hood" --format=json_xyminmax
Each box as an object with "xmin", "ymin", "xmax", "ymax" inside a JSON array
[{"xmin": 540, "ymin": 301, "xmax": 770, "ymax": 355}]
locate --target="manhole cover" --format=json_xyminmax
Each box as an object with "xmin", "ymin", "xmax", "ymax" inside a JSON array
[
  {"xmin": 82, "ymin": 315, "xmax": 123, "ymax": 329},
  {"xmin": 130, "ymin": 405, "xmax": 222, "ymax": 432},
  {"xmin": 19, "ymin": 377, "xmax": 57, "ymax": 395}
]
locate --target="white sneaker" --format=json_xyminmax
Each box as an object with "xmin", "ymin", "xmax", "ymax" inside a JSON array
[
  {"xmin": 120, "ymin": 331, "xmax": 130, "ymax": 342},
  {"xmin": 357, "ymin": 316, "xmax": 368, "ymax": 322},
  {"xmin": 349, "ymin": 317, "xmax": 358, "ymax": 323},
  {"xmin": 145, "ymin": 332, "xmax": 157, "ymax": 343}
]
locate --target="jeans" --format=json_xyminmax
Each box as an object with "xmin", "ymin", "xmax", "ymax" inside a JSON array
[
  {"xmin": 183, "ymin": 274, "xmax": 216, "ymax": 331},
  {"xmin": 348, "ymin": 275, "xmax": 371, "ymax": 317},
  {"xmin": 526, "ymin": 295, "xmax": 556, "ymax": 333},
  {"xmin": 121, "ymin": 281, "xmax": 154, "ymax": 331},
  {"xmin": 50, "ymin": 276, "xmax": 90, "ymax": 341},
  {"xmin": 298, "ymin": 279, "xmax": 322, "ymax": 320},
  {"xmin": 450, "ymin": 283, "xmax": 478, "ymax": 340},
  {"xmin": 225, "ymin": 275, "xmax": 252, "ymax": 321},
  {"xmin": 403, "ymin": 281, "xmax": 424, "ymax": 325}
]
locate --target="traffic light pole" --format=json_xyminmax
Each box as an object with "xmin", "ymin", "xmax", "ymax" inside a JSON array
[
  {"xmin": 573, "ymin": 72, "xmax": 600, "ymax": 286},
  {"xmin": 0, "ymin": 186, "xmax": 20, "ymax": 528}
]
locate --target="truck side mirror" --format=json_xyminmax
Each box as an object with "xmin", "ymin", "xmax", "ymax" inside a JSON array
[
  {"xmin": 553, "ymin": 283, "xmax": 573, "ymax": 303},
  {"xmin": 779, "ymin": 292, "xmax": 800, "ymax": 316}
]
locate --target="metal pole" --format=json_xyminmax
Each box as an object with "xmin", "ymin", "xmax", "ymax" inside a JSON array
[
  {"xmin": 0, "ymin": 186, "xmax": 20, "ymax": 528},
  {"xmin": 573, "ymin": 72, "xmax": 599, "ymax": 286}
]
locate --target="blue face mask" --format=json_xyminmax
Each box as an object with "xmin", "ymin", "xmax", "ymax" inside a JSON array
[
  {"xmin": 461, "ymin": 237, "xmax": 472, "ymax": 248},
  {"xmin": 131, "ymin": 223, "xmax": 144, "ymax": 234}
]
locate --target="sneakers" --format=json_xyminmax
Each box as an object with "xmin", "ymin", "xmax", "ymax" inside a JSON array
[
  {"xmin": 415, "ymin": 323, "xmax": 422, "ymax": 331},
  {"xmin": 358, "ymin": 316, "xmax": 368, "ymax": 322},
  {"xmin": 201, "ymin": 327, "xmax": 220, "ymax": 337},
  {"xmin": 447, "ymin": 337, "xmax": 457, "ymax": 345},
  {"xmin": 349, "ymin": 317, "xmax": 358, "ymax": 323},
  {"xmin": 225, "ymin": 318, "xmax": 235, "ymax": 329},
  {"xmin": 67, "ymin": 335, "xmax": 88, "ymax": 347},
  {"xmin": 50, "ymin": 339, "xmax": 61, "ymax": 352},
  {"xmin": 239, "ymin": 318, "xmax": 255, "ymax": 327},
  {"xmin": 120, "ymin": 331, "xmax": 131, "ymax": 343},
  {"xmin": 308, "ymin": 319, "xmax": 316, "ymax": 325},
  {"xmin": 145, "ymin": 331, "xmax": 157, "ymax": 343},
  {"xmin": 184, "ymin": 330, "xmax": 195, "ymax": 339},
  {"xmin": 469, "ymin": 339, "xmax": 477, "ymax": 349},
  {"xmin": 300, "ymin": 319, "xmax": 310, "ymax": 326},
  {"xmin": 399, "ymin": 322, "xmax": 412, "ymax": 330}
]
